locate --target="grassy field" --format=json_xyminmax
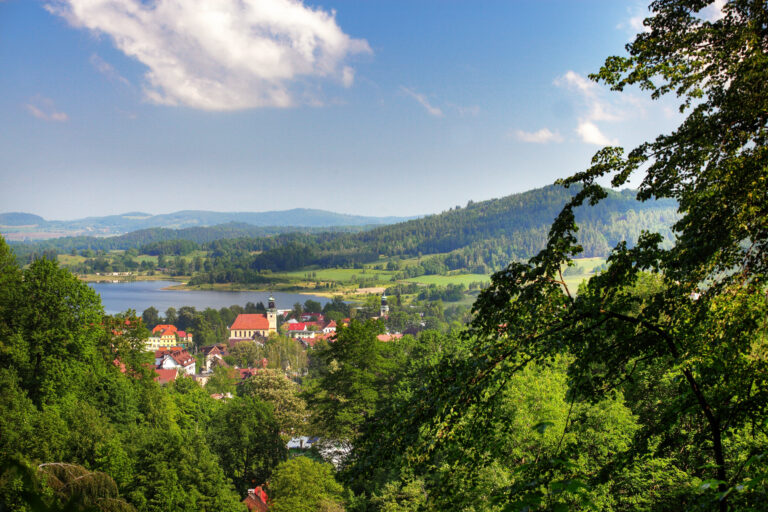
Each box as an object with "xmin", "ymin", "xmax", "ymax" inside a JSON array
[
  {"xmin": 561, "ymin": 257, "xmax": 606, "ymax": 292},
  {"xmin": 404, "ymin": 273, "xmax": 492, "ymax": 286},
  {"xmin": 279, "ymin": 268, "xmax": 396, "ymax": 283},
  {"xmin": 57, "ymin": 254, "xmax": 87, "ymax": 265}
]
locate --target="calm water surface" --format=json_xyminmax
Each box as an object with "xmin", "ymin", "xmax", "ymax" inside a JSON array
[{"xmin": 88, "ymin": 280, "xmax": 331, "ymax": 315}]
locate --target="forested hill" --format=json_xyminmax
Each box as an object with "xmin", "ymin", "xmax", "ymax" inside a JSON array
[
  {"xmin": 200, "ymin": 184, "xmax": 679, "ymax": 275},
  {"xmin": 0, "ymin": 208, "xmax": 413, "ymax": 240},
  {"xmin": 355, "ymin": 184, "xmax": 678, "ymax": 257},
  {"xmin": 13, "ymin": 185, "xmax": 679, "ymax": 276},
  {"xmin": 10, "ymin": 222, "xmax": 370, "ymax": 254}
]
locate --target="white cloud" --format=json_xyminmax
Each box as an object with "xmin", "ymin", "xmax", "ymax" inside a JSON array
[
  {"xmin": 700, "ymin": 0, "xmax": 726, "ymax": 22},
  {"xmin": 576, "ymin": 121, "xmax": 616, "ymax": 146},
  {"xmin": 25, "ymin": 96, "xmax": 68, "ymax": 122},
  {"xmin": 513, "ymin": 128, "xmax": 563, "ymax": 144},
  {"xmin": 555, "ymin": 70, "xmax": 629, "ymax": 145},
  {"xmin": 46, "ymin": 0, "xmax": 371, "ymax": 111},
  {"xmin": 90, "ymin": 54, "xmax": 131, "ymax": 87},
  {"xmin": 554, "ymin": 70, "xmax": 597, "ymax": 96},
  {"xmin": 400, "ymin": 87, "xmax": 444, "ymax": 117}
]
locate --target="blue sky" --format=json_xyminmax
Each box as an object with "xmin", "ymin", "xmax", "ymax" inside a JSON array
[{"xmin": 0, "ymin": 0, "xmax": 690, "ymax": 220}]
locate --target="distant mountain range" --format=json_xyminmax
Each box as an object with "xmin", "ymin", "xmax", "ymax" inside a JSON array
[{"xmin": 0, "ymin": 209, "xmax": 415, "ymax": 241}]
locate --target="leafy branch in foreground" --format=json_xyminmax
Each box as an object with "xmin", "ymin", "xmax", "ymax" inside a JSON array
[{"xmin": 419, "ymin": 1, "xmax": 768, "ymax": 510}]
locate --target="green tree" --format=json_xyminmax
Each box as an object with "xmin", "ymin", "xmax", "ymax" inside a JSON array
[
  {"xmin": 422, "ymin": 1, "xmax": 768, "ymax": 510},
  {"xmin": 269, "ymin": 457, "xmax": 345, "ymax": 512},
  {"xmin": 208, "ymin": 395, "xmax": 286, "ymax": 495},
  {"xmin": 305, "ymin": 320, "xmax": 405, "ymax": 441},
  {"xmin": 230, "ymin": 340, "xmax": 263, "ymax": 368},
  {"xmin": 238, "ymin": 369, "xmax": 308, "ymax": 440},
  {"xmin": 164, "ymin": 307, "xmax": 178, "ymax": 325},
  {"xmin": 142, "ymin": 307, "xmax": 160, "ymax": 329},
  {"xmin": 303, "ymin": 299, "xmax": 322, "ymax": 314}
]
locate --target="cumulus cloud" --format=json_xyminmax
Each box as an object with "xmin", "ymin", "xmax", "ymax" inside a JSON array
[
  {"xmin": 555, "ymin": 70, "xmax": 631, "ymax": 145},
  {"xmin": 576, "ymin": 122, "xmax": 616, "ymax": 146},
  {"xmin": 400, "ymin": 87, "xmax": 444, "ymax": 117},
  {"xmin": 46, "ymin": 0, "xmax": 371, "ymax": 111},
  {"xmin": 700, "ymin": 0, "xmax": 726, "ymax": 22},
  {"xmin": 25, "ymin": 96, "xmax": 68, "ymax": 122},
  {"xmin": 513, "ymin": 128, "xmax": 563, "ymax": 144}
]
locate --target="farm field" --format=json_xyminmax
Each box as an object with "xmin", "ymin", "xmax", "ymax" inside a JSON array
[
  {"xmin": 404, "ymin": 273, "xmax": 491, "ymax": 286},
  {"xmin": 279, "ymin": 267, "xmax": 396, "ymax": 282}
]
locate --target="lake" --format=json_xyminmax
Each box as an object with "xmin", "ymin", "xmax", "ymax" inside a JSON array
[{"xmin": 88, "ymin": 280, "xmax": 332, "ymax": 315}]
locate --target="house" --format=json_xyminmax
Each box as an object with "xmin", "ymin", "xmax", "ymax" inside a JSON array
[
  {"xmin": 228, "ymin": 299, "xmax": 278, "ymax": 342},
  {"xmin": 144, "ymin": 324, "xmax": 193, "ymax": 351},
  {"xmin": 287, "ymin": 436, "xmax": 320, "ymax": 450},
  {"xmin": 243, "ymin": 487, "xmax": 269, "ymax": 512},
  {"xmin": 285, "ymin": 322, "xmax": 317, "ymax": 341},
  {"xmin": 322, "ymin": 320, "xmax": 337, "ymax": 333},
  {"xmin": 238, "ymin": 360, "xmax": 267, "ymax": 380},
  {"xmin": 300, "ymin": 313, "xmax": 325, "ymax": 323},
  {"xmin": 200, "ymin": 344, "xmax": 226, "ymax": 372},
  {"xmin": 154, "ymin": 347, "xmax": 196, "ymax": 375}
]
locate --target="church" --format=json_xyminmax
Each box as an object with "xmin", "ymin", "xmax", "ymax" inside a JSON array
[{"xmin": 228, "ymin": 296, "xmax": 278, "ymax": 343}]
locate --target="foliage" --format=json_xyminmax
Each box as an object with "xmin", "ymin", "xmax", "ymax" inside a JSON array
[
  {"xmin": 405, "ymin": 1, "xmax": 768, "ymax": 510},
  {"xmin": 238, "ymin": 369, "xmax": 308, "ymax": 440},
  {"xmin": 208, "ymin": 395, "xmax": 287, "ymax": 495},
  {"xmin": 304, "ymin": 320, "xmax": 409, "ymax": 442},
  {"xmin": 0, "ymin": 236, "xmax": 245, "ymax": 511},
  {"xmin": 268, "ymin": 457, "xmax": 346, "ymax": 512}
]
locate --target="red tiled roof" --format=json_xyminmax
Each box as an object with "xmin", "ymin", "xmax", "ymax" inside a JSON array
[
  {"xmin": 153, "ymin": 324, "xmax": 178, "ymax": 334},
  {"xmin": 230, "ymin": 314, "xmax": 270, "ymax": 331},
  {"xmin": 238, "ymin": 368, "xmax": 260, "ymax": 380},
  {"xmin": 154, "ymin": 346, "xmax": 183, "ymax": 358},
  {"xmin": 287, "ymin": 322, "xmax": 306, "ymax": 331},
  {"xmin": 154, "ymin": 368, "xmax": 178, "ymax": 384},
  {"xmin": 169, "ymin": 350, "xmax": 195, "ymax": 367},
  {"xmin": 325, "ymin": 320, "xmax": 337, "ymax": 329},
  {"xmin": 377, "ymin": 333, "xmax": 403, "ymax": 342}
]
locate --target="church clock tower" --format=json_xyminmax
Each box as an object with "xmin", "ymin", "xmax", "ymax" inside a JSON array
[{"xmin": 267, "ymin": 295, "xmax": 277, "ymax": 333}]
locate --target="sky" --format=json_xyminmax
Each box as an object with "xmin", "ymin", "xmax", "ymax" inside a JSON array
[{"xmin": 0, "ymin": 0, "xmax": 715, "ymax": 220}]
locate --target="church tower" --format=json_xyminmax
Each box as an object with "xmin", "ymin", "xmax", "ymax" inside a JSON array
[
  {"xmin": 267, "ymin": 295, "xmax": 277, "ymax": 333},
  {"xmin": 380, "ymin": 294, "xmax": 389, "ymax": 318}
]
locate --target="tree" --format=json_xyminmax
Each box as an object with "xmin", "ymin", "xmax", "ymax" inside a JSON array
[
  {"xmin": 268, "ymin": 457, "xmax": 345, "ymax": 512},
  {"xmin": 142, "ymin": 306, "xmax": 160, "ymax": 329},
  {"xmin": 238, "ymin": 369, "xmax": 308, "ymax": 440},
  {"xmin": 164, "ymin": 307, "xmax": 177, "ymax": 325},
  {"xmin": 208, "ymin": 395, "xmax": 286, "ymax": 495},
  {"xmin": 424, "ymin": 1, "xmax": 768, "ymax": 510},
  {"xmin": 303, "ymin": 299, "xmax": 322, "ymax": 314},
  {"xmin": 305, "ymin": 320, "xmax": 406, "ymax": 441},
  {"xmin": 230, "ymin": 340, "xmax": 263, "ymax": 368}
]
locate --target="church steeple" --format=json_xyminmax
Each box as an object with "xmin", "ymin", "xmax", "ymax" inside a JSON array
[
  {"xmin": 380, "ymin": 294, "xmax": 389, "ymax": 318},
  {"xmin": 267, "ymin": 294, "xmax": 277, "ymax": 333}
]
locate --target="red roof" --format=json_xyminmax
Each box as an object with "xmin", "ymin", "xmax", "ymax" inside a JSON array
[
  {"xmin": 325, "ymin": 320, "xmax": 337, "ymax": 329},
  {"xmin": 239, "ymin": 368, "xmax": 260, "ymax": 380},
  {"xmin": 153, "ymin": 324, "xmax": 178, "ymax": 334},
  {"xmin": 154, "ymin": 368, "xmax": 178, "ymax": 384},
  {"xmin": 287, "ymin": 322, "xmax": 306, "ymax": 331},
  {"xmin": 377, "ymin": 333, "xmax": 403, "ymax": 342},
  {"xmin": 154, "ymin": 346, "xmax": 183, "ymax": 358},
  {"xmin": 230, "ymin": 314, "xmax": 270, "ymax": 331},
  {"xmin": 243, "ymin": 487, "xmax": 269, "ymax": 512}
]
